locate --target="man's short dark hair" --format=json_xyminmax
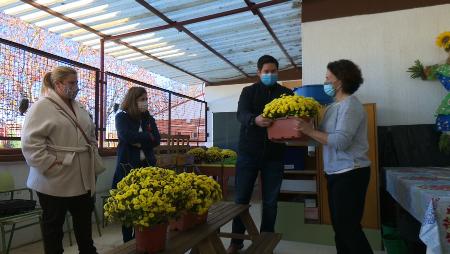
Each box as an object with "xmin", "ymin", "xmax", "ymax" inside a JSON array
[
  {"xmin": 257, "ymin": 55, "xmax": 279, "ymax": 71},
  {"xmin": 327, "ymin": 59, "xmax": 363, "ymax": 94}
]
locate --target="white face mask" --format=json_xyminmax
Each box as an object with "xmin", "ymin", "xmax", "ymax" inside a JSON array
[{"xmin": 137, "ymin": 100, "xmax": 148, "ymax": 112}]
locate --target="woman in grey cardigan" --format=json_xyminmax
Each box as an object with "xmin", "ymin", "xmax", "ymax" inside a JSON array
[{"xmin": 296, "ymin": 59, "xmax": 373, "ymax": 254}]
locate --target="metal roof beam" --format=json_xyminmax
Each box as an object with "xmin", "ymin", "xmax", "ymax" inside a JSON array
[
  {"xmin": 244, "ymin": 0, "xmax": 298, "ymax": 69},
  {"xmin": 135, "ymin": 0, "xmax": 250, "ymax": 78},
  {"xmin": 19, "ymin": 0, "xmax": 209, "ymax": 84},
  {"xmin": 208, "ymin": 67, "xmax": 301, "ymax": 86},
  {"xmin": 107, "ymin": 0, "xmax": 290, "ymax": 41}
]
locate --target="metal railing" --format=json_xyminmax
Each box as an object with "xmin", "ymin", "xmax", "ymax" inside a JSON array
[{"xmin": 0, "ymin": 38, "xmax": 207, "ymax": 160}]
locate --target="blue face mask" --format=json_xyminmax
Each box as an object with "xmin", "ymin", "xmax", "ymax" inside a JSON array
[
  {"xmin": 323, "ymin": 82, "xmax": 336, "ymax": 97},
  {"xmin": 261, "ymin": 73, "xmax": 278, "ymax": 86}
]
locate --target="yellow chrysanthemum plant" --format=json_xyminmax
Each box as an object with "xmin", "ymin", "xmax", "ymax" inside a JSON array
[
  {"xmin": 262, "ymin": 94, "xmax": 321, "ymax": 119},
  {"xmin": 104, "ymin": 167, "xmax": 187, "ymax": 228},
  {"xmin": 176, "ymin": 173, "xmax": 223, "ymax": 215},
  {"xmin": 262, "ymin": 94, "xmax": 321, "ymax": 142},
  {"xmin": 186, "ymin": 147, "xmax": 206, "ymax": 163},
  {"xmin": 205, "ymin": 146, "xmax": 223, "ymax": 163},
  {"xmin": 221, "ymin": 149, "xmax": 237, "ymax": 165}
]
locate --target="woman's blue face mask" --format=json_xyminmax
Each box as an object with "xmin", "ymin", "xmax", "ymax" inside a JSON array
[{"xmin": 323, "ymin": 82, "xmax": 336, "ymax": 97}]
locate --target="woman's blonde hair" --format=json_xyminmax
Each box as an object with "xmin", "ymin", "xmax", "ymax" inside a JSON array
[
  {"xmin": 120, "ymin": 86, "xmax": 147, "ymax": 121},
  {"xmin": 41, "ymin": 66, "xmax": 77, "ymax": 96}
]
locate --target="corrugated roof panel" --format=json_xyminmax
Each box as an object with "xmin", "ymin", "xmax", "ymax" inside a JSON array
[{"xmin": 0, "ymin": 0, "xmax": 302, "ymax": 85}]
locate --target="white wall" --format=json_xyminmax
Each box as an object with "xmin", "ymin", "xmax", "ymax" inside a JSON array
[
  {"xmin": 302, "ymin": 4, "xmax": 450, "ymax": 126},
  {"xmin": 0, "ymin": 156, "xmax": 117, "ymax": 248},
  {"xmin": 205, "ymin": 84, "xmax": 250, "ymax": 146}
]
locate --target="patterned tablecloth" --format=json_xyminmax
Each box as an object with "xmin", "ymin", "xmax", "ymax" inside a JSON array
[{"xmin": 384, "ymin": 167, "xmax": 450, "ymax": 254}]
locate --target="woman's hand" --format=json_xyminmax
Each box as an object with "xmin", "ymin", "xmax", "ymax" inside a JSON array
[{"xmin": 294, "ymin": 118, "xmax": 314, "ymax": 136}]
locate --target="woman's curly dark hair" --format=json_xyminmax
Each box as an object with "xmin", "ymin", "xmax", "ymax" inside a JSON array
[{"xmin": 327, "ymin": 59, "xmax": 363, "ymax": 94}]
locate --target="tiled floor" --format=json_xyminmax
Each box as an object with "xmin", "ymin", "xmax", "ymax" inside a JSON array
[{"xmin": 11, "ymin": 203, "xmax": 385, "ymax": 254}]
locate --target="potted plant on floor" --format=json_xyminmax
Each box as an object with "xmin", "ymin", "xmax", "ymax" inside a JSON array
[{"xmin": 263, "ymin": 94, "xmax": 321, "ymax": 142}]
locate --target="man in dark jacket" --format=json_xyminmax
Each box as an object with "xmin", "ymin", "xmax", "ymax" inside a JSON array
[{"xmin": 227, "ymin": 55, "xmax": 294, "ymax": 253}]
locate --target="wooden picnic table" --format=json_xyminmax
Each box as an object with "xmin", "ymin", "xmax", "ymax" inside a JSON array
[{"xmin": 102, "ymin": 201, "xmax": 281, "ymax": 254}]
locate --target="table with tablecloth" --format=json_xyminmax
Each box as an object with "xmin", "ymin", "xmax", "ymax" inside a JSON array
[{"xmin": 384, "ymin": 167, "xmax": 450, "ymax": 254}]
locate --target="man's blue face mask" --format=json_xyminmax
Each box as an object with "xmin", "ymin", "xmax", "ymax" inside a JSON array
[{"xmin": 261, "ymin": 73, "xmax": 278, "ymax": 86}]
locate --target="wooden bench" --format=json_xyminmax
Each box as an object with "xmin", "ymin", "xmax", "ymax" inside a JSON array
[
  {"xmin": 102, "ymin": 202, "xmax": 265, "ymax": 254},
  {"xmin": 243, "ymin": 232, "xmax": 282, "ymax": 254}
]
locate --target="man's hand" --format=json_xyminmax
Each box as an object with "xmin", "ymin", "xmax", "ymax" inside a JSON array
[{"xmin": 255, "ymin": 115, "xmax": 273, "ymax": 127}]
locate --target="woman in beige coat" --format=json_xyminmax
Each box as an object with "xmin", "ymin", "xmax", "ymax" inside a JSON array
[{"xmin": 21, "ymin": 66, "xmax": 97, "ymax": 254}]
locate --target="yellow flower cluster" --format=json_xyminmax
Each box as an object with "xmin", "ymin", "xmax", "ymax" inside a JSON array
[
  {"xmin": 221, "ymin": 149, "xmax": 237, "ymax": 159},
  {"xmin": 262, "ymin": 94, "xmax": 321, "ymax": 119},
  {"xmin": 176, "ymin": 173, "xmax": 222, "ymax": 215},
  {"xmin": 187, "ymin": 147, "xmax": 206, "ymax": 162},
  {"xmin": 205, "ymin": 147, "xmax": 222, "ymax": 163},
  {"xmin": 436, "ymin": 31, "xmax": 450, "ymax": 51},
  {"xmin": 187, "ymin": 147, "xmax": 238, "ymax": 163},
  {"xmin": 103, "ymin": 167, "xmax": 222, "ymax": 227}
]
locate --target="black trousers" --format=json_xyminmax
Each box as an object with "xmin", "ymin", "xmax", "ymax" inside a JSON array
[
  {"xmin": 326, "ymin": 167, "xmax": 373, "ymax": 254},
  {"xmin": 37, "ymin": 192, "xmax": 97, "ymax": 254}
]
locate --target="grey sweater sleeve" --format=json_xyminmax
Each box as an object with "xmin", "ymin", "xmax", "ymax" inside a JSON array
[{"xmin": 327, "ymin": 98, "xmax": 365, "ymax": 151}]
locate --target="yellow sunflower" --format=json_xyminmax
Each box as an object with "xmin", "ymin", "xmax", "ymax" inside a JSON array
[{"xmin": 435, "ymin": 31, "xmax": 450, "ymax": 51}]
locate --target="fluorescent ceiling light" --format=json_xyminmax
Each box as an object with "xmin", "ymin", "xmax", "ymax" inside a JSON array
[
  {"xmin": 20, "ymin": 0, "xmax": 94, "ymax": 22},
  {"xmin": 153, "ymin": 49, "xmax": 181, "ymax": 57},
  {"xmin": 124, "ymin": 55, "xmax": 151, "ymax": 62},
  {"xmin": 122, "ymin": 33, "xmax": 155, "ymax": 43},
  {"xmin": 72, "ymin": 23, "xmax": 140, "ymax": 42},
  {"xmin": 35, "ymin": 4, "xmax": 109, "ymax": 27},
  {"xmin": 4, "ymin": 0, "xmax": 57, "ymax": 15},
  {"xmin": 50, "ymin": 12, "xmax": 119, "ymax": 33},
  {"xmin": 108, "ymin": 42, "xmax": 168, "ymax": 55},
  {"xmin": 159, "ymin": 52, "xmax": 185, "ymax": 59}
]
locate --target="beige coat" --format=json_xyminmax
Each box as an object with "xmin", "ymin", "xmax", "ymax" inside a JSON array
[{"xmin": 21, "ymin": 89, "xmax": 97, "ymax": 197}]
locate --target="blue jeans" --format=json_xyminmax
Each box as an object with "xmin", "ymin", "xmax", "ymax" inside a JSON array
[{"xmin": 231, "ymin": 154, "xmax": 284, "ymax": 245}]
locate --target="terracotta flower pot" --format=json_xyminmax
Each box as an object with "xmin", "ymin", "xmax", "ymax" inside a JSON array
[
  {"xmin": 268, "ymin": 117, "xmax": 311, "ymax": 141},
  {"xmin": 135, "ymin": 223, "xmax": 168, "ymax": 254},
  {"xmin": 169, "ymin": 211, "xmax": 208, "ymax": 231}
]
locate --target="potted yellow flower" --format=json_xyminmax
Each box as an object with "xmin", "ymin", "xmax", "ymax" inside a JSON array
[
  {"xmin": 169, "ymin": 173, "xmax": 222, "ymax": 231},
  {"xmin": 221, "ymin": 149, "xmax": 237, "ymax": 165},
  {"xmin": 104, "ymin": 167, "xmax": 184, "ymax": 253},
  {"xmin": 186, "ymin": 147, "xmax": 206, "ymax": 163},
  {"xmin": 205, "ymin": 146, "xmax": 223, "ymax": 163},
  {"xmin": 262, "ymin": 94, "xmax": 321, "ymax": 141}
]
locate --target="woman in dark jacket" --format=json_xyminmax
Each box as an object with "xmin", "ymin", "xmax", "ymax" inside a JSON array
[{"xmin": 112, "ymin": 86, "xmax": 160, "ymax": 242}]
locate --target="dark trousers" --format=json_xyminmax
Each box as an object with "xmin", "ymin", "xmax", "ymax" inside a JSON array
[
  {"xmin": 231, "ymin": 155, "xmax": 284, "ymax": 245},
  {"xmin": 37, "ymin": 192, "xmax": 97, "ymax": 254},
  {"xmin": 121, "ymin": 159, "xmax": 150, "ymax": 243},
  {"xmin": 326, "ymin": 167, "xmax": 373, "ymax": 254}
]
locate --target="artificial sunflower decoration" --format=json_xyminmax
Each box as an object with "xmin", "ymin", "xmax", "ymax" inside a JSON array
[
  {"xmin": 407, "ymin": 31, "xmax": 450, "ymax": 154},
  {"xmin": 435, "ymin": 31, "xmax": 450, "ymax": 52}
]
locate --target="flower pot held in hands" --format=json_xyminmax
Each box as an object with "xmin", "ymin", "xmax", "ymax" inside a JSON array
[
  {"xmin": 268, "ymin": 117, "xmax": 311, "ymax": 142},
  {"xmin": 135, "ymin": 223, "xmax": 168, "ymax": 254}
]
